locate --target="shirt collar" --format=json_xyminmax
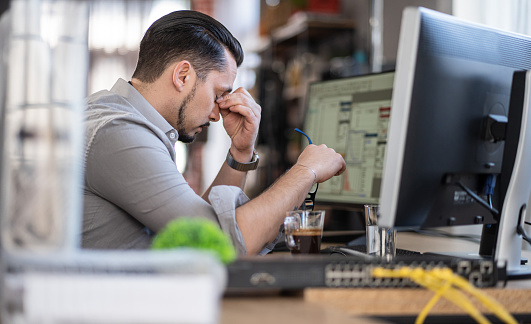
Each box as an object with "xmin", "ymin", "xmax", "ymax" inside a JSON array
[{"xmin": 110, "ymin": 78, "xmax": 179, "ymax": 145}]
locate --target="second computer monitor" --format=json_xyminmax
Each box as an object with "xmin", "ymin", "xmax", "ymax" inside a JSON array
[{"xmin": 303, "ymin": 71, "xmax": 394, "ymax": 206}]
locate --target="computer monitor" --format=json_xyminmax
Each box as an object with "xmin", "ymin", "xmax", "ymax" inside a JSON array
[
  {"xmin": 379, "ymin": 7, "xmax": 531, "ymax": 277},
  {"xmin": 303, "ymin": 71, "xmax": 394, "ymax": 208}
]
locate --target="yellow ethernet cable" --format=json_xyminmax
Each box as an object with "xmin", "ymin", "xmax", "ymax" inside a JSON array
[{"xmin": 371, "ymin": 267, "xmax": 517, "ymax": 324}]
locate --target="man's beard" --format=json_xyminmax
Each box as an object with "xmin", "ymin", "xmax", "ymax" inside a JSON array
[{"xmin": 176, "ymin": 82, "xmax": 201, "ymax": 144}]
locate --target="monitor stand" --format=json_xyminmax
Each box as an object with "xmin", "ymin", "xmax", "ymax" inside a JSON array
[
  {"xmin": 427, "ymin": 70, "xmax": 531, "ymax": 280},
  {"xmin": 494, "ymin": 70, "xmax": 531, "ymax": 280}
]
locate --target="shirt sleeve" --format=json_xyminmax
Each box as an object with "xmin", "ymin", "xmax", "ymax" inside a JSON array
[
  {"xmin": 208, "ymin": 186, "xmax": 249, "ymax": 255},
  {"xmin": 84, "ymin": 116, "xmax": 248, "ymax": 254},
  {"xmin": 209, "ymin": 186, "xmax": 285, "ymax": 256}
]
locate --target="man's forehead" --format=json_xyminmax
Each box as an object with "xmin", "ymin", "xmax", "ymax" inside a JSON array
[
  {"xmin": 205, "ymin": 68, "xmax": 232, "ymax": 85},
  {"xmin": 209, "ymin": 65, "xmax": 236, "ymax": 92}
]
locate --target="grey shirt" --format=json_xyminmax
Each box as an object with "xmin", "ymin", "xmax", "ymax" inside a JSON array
[{"xmin": 82, "ymin": 78, "xmax": 249, "ymax": 254}]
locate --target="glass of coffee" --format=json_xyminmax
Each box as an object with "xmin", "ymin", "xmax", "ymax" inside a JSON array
[{"xmin": 284, "ymin": 210, "xmax": 325, "ymax": 254}]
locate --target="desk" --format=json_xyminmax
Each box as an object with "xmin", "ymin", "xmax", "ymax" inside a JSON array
[
  {"xmin": 222, "ymin": 293, "xmax": 378, "ymax": 324},
  {"xmin": 220, "ymin": 231, "xmax": 531, "ymax": 323}
]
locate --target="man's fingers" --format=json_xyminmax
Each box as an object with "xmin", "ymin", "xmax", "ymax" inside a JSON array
[
  {"xmin": 225, "ymin": 104, "xmax": 260, "ymax": 118},
  {"xmin": 217, "ymin": 88, "xmax": 261, "ymax": 116}
]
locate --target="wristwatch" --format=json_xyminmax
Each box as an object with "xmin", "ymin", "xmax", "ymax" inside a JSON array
[{"xmin": 226, "ymin": 149, "xmax": 259, "ymax": 171}]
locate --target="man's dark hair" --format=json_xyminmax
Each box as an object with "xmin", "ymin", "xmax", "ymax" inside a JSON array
[{"xmin": 132, "ymin": 10, "xmax": 244, "ymax": 83}]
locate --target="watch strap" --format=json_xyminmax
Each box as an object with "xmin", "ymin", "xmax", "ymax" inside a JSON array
[{"xmin": 226, "ymin": 149, "xmax": 259, "ymax": 171}]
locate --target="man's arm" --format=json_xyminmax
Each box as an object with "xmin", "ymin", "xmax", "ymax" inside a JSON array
[
  {"xmin": 234, "ymin": 144, "xmax": 346, "ymax": 255},
  {"xmin": 201, "ymin": 87, "xmax": 259, "ymax": 201},
  {"xmin": 201, "ymin": 149, "xmax": 251, "ymax": 201},
  {"xmin": 202, "ymin": 87, "xmax": 346, "ymax": 254}
]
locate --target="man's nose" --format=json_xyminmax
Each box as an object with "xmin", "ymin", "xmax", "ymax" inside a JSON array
[{"xmin": 209, "ymin": 104, "xmax": 221, "ymax": 122}]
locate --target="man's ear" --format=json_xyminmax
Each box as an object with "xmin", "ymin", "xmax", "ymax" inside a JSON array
[{"xmin": 172, "ymin": 61, "xmax": 192, "ymax": 91}]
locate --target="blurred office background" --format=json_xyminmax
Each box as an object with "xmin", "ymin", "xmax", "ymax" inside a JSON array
[
  {"xmin": 3, "ymin": 0, "xmax": 531, "ymax": 197},
  {"xmin": 2, "ymin": 0, "xmax": 531, "ymax": 250},
  {"xmin": 1, "ymin": 2, "xmax": 531, "ymax": 322},
  {"xmin": 76, "ymin": 0, "xmax": 531, "ymax": 198}
]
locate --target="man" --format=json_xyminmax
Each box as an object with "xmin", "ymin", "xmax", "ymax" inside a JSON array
[{"xmin": 83, "ymin": 10, "xmax": 346, "ymax": 255}]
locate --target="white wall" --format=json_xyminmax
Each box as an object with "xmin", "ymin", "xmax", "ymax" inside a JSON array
[{"xmin": 453, "ymin": 0, "xmax": 531, "ymax": 35}]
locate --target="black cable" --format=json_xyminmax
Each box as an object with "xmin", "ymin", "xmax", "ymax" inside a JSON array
[
  {"xmin": 517, "ymin": 224, "xmax": 531, "ymax": 245},
  {"xmin": 457, "ymin": 181, "xmax": 500, "ymax": 217},
  {"xmin": 413, "ymin": 228, "xmax": 481, "ymax": 244},
  {"xmin": 456, "ymin": 181, "xmax": 531, "ymax": 245}
]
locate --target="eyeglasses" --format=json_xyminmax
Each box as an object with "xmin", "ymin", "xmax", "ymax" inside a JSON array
[{"xmin": 295, "ymin": 128, "xmax": 319, "ymax": 211}]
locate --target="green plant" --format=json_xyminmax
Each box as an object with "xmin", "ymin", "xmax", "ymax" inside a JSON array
[{"xmin": 151, "ymin": 218, "xmax": 237, "ymax": 264}]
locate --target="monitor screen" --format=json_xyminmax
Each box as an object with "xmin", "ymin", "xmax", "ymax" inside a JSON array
[
  {"xmin": 303, "ymin": 71, "xmax": 394, "ymax": 207},
  {"xmin": 378, "ymin": 7, "xmax": 531, "ymax": 274}
]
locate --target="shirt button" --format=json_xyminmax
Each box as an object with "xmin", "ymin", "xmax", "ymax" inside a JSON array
[{"xmin": 169, "ymin": 132, "xmax": 176, "ymax": 139}]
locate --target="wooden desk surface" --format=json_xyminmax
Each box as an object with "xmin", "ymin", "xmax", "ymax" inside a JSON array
[
  {"xmin": 220, "ymin": 231, "xmax": 531, "ymax": 323},
  {"xmin": 222, "ymin": 293, "xmax": 380, "ymax": 324}
]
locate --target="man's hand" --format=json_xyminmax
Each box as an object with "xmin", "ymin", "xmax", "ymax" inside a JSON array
[
  {"xmin": 217, "ymin": 87, "xmax": 261, "ymax": 160},
  {"xmin": 296, "ymin": 144, "xmax": 346, "ymax": 183}
]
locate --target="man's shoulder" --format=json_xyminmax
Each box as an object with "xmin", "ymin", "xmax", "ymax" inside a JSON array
[
  {"xmin": 83, "ymin": 85, "xmax": 171, "ymax": 155},
  {"xmin": 86, "ymin": 89, "xmax": 135, "ymax": 113},
  {"xmin": 84, "ymin": 90, "xmax": 148, "ymax": 144},
  {"xmin": 85, "ymin": 88, "xmax": 149, "ymax": 128}
]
